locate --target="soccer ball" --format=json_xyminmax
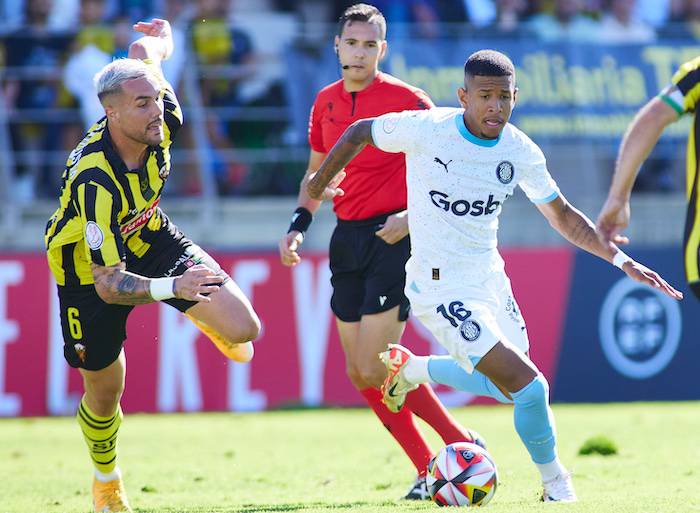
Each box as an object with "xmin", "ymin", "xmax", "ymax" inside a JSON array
[{"xmin": 426, "ymin": 442, "xmax": 498, "ymax": 507}]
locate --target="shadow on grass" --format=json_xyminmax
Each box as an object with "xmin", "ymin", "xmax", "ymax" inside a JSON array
[
  {"xmin": 137, "ymin": 501, "xmax": 403, "ymax": 513},
  {"xmin": 236, "ymin": 502, "xmax": 379, "ymax": 512}
]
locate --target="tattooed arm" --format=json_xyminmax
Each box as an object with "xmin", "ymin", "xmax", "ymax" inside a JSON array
[
  {"xmin": 536, "ymin": 195, "xmax": 616, "ymax": 261},
  {"xmin": 307, "ymin": 119, "xmax": 375, "ymax": 199},
  {"xmin": 91, "ymin": 262, "xmax": 224, "ymax": 305},
  {"xmin": 92, "ymin": 263, "xmax": 156, "ymax": 304},
  {"xmin": 536, "ymin": 194, "xmax": 682, "ymax": 299}
]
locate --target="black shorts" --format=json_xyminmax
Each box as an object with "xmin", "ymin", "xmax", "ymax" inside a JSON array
[
  {"xmin": 329, "ymin": 211, "xmax": 411, "ymax": 323},
  {"xmin": 58, "ymin": 214, "xmax": 228, "ymax": 371}
]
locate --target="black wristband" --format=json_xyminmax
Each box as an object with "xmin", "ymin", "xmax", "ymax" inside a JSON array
[{"xmin": 288, "ymin": 207, "xmax": 313, "ymax": 234}]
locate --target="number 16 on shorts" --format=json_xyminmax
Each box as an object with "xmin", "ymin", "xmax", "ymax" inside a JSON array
[{"xmin": 436, "ymin": 301, "xmax": 481, "ymax": 342}]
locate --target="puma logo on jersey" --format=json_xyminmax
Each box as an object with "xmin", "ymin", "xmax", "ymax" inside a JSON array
[
  {"xmin": 379, "ymin": 295, "xmax": 387, "ymax": 306},
  {"xmin": 434, "ymin": 157, "xmax": 452, "ymax": 173}
]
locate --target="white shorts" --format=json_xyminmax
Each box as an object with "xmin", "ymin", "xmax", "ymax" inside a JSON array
[{"xmin": 406, "ymin": 271, "xmax": 529, "ymax": 373}]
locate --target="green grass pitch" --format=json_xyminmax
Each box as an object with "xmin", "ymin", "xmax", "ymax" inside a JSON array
[{"xmin": 2, "ymin": 402, "xmax": 699, "ymax": 513}]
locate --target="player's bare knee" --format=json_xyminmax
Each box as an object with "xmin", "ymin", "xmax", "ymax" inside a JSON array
[
  {"xmin": 220, "ymin": 314, "xmax": 260, "ymax": 344},
  {"xmin": 512, "ymin": 373, "xmax": 549, "ymax": 406},
  {"xmin": 248, "ymin": 313, "xmax": 262, "ymax": 340},
  {"xmin": 358, "ymin": 362, "xmax": 385, "ymax": 389},
  {"xmin": 499, "ymin": 373, "xmax": 531, "ymax": 394},
  {"xmin": 345, "ymin": 363, "xmax": 366, "ymax": 389},
  {"xmin": 88, "ymin": 385, "xmax": 123, "ymax": 415},
  {"xmin": 237, "ymin": 313, "xmax": 261, "ymax": 343},
  {"xmin": 486, "ymin": 359, "xmax": 538, "ymax": 393}
]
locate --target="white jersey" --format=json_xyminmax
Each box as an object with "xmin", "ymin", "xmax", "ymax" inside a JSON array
[{"xmin": 371, "ymin": 107, "xmax": 560, "ymax": 287}]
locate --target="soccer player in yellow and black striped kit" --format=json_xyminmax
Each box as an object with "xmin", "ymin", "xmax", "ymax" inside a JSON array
[
  {"xmin": 598, "ymin": 56, "xmax": 700, "ymax": 300},
  {"xmin": 45, "ymin": 19, "xmax": 260, "ymax": 512}
]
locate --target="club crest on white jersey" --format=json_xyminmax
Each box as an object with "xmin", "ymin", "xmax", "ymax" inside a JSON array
[{"xmin": 496, "ymin": 161, "xmax": 514, "ymax": 184}]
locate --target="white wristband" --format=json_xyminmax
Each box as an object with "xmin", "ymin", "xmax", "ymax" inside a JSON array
[
  {"xmin": 149, "ymin": 277, "xmax": 176, "ymax": 301},
  {"xmin": 612, "ymin": 250, "xmax": 631, "ymax": 270}
]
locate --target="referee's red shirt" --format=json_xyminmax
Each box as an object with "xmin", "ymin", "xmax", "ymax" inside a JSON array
[{"xmin": 308, "ymin": 72, "xmax": 433, "ymax": 221}]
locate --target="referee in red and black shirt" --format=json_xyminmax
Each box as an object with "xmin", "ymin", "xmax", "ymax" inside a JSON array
[{"xmin": 278, "ymin": 3, "xmax": 482, "ymax": 500}]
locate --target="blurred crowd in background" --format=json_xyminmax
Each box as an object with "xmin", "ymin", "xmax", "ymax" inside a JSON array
[{"xmin": 0, "ymin": 0, "xmax": 698, "ymax": 201}]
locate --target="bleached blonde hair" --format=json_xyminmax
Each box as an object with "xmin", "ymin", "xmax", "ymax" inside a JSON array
[{"xmin": 94, "ymin": 58, "xmax": 161, "ymax": 103}]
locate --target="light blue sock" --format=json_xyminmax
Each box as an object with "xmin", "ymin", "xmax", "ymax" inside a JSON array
[
  {"xmin": 427, "ymin": 356, "xmax": 512, "ymax": 404},
  {"xmin": 511, "ymin": 374, "xmax": 557, "ymax": 464}
]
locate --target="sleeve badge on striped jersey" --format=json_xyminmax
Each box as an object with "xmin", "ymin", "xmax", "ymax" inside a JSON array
[{"xmin": 85, "ymin": 221, "xmax": 104, "ymax": 250}]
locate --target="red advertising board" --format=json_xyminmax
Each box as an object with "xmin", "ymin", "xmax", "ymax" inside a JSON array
[{"xmin": 0, "ymin": 249, "xmax": 572, "ymax": 417}]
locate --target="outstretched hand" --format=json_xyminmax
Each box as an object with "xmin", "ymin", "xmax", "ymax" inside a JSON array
[
  {"xmin": 133, "ymin": 18, "xmax": 172, "ymax": 38},
  {"xmin": 132, "ymin": 18, "xmax": 173, "ymax": 60},
  {"xmin": 622, "ymin": 260, "xmax": 683, "ymax": 300}
]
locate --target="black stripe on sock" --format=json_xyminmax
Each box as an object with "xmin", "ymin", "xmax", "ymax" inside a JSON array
[
  {"xmin": 92, "ymin": 445, "xmax": 118, "ymax": 455},
  {"xmin": 78, "ymin": 408, "xmax": 118, "ymax": 432},
  {"xmin": 79, "ymin": 402, "xmax": 117, "ymax": 425},
  {"xmin": 84, "ymin": 432, "xmax": 119, "ymax": 444},
  {"xmin": 91, "ymin": 454, "xmax": 117, "ymax": 466}
]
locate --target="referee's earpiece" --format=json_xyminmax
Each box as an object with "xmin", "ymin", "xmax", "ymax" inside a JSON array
[{"xmin": 334, "ymin": 45, "xmax": 338, "ymax": 54}]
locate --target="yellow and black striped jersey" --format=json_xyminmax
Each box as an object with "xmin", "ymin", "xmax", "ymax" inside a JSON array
[
  {"xmin": 660, "ymin": 56, "xmax": 700, "ymax": 287},
  {"xmin": 660, "ymin": 56, "xmax": 700, "ymax": 199},
  {"xmin": 45, "ymin": 78, "xmax": 183, "ymax": 286},
  {"xmin": 662, "ymin": 56, "xmax": 700, "ymax": 117}
]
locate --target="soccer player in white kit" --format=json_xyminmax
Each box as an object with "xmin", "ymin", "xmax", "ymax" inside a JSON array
[{"xmin": 308, "ymin": 50, "xmax": 683, "ymax": 503}]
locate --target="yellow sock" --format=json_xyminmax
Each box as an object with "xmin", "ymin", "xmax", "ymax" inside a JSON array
[{"xmin": 76, "ymin": 396, "xmax": 123, "ymax": 474}]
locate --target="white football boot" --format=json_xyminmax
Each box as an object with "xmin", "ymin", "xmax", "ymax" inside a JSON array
[{"xmin": 542, "ymin": 472, "xmax": 577, "ymax": 502}]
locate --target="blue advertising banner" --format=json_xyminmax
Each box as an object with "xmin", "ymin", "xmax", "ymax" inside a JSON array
[
  {"xmin": 286, "ymin": 40, "xmax": 698, "ymax": 144},
  {"xmin": 552, "ymin": 246, "xmax": 698, "ymax": 402}
]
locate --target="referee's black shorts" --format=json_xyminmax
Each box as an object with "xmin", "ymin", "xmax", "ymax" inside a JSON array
[
  {"xmin": 58, "ymin": 214, "xmax": 228, "ymax": 371},
  {"xmin": 329, "ymin": 211, "xmax": 411, "ymax": 323}
]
